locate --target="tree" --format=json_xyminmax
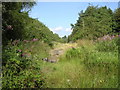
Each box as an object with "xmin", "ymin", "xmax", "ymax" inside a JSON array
[
  {"xmin": 2, "ymin": 2, "xmax": 36, "ymax": 45},
  {"xmin": 62, "ymin": 35, "xmax": 68, "ymax": 43},
  {"xmin": 68, "ymin": 5, "xmax": 114, "ymax": 41},
  {"xmin": 114, "ymin": 8, "xmax": 120, "ymax": 33}
]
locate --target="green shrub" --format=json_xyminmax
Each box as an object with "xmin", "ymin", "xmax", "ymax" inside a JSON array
[
  {"xmin": 95, "ymin": 37, "xmax": 118, "ymax": 52},
  {"xmin": 65, "ymin": 46, "xmax": 92, "ymax": 63},
  {"xmin": 66, "ymin": 48, "xmax": 80, "ymax": 59},
  {"xmin": 2, "ymin": 40, "xmax": 50, "ymax": 88},
  {"xmin": 65, "ymin": 40, "xmax": 118, "ymax": 70},
  {"xmin": 2, "ymin": 44, "xmax": 32, "ymax": 88}
]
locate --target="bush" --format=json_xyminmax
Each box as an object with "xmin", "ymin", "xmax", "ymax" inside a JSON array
[
  {"xmin": 65, "ymin": 46, "xmax": 92, "ymax": 61},
  {"xmin": 65, "ymin": 39, "xmax": 118, "ymax": 68},
  {"xmin": 2, "ymin": 40, "xmax": 50, "ymax": 88},
  {"xmin": 2, "ymin": 43, "xmax": 32, "ymax": 88},
  {"xmin": 66, "ymin": 48, "xmax": 80, "ymax": 59},
  {"xmin": 95, "ymin": 37, "xmax": 118, "ymax": 52}
]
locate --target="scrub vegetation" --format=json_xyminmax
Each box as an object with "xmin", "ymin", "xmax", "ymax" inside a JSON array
[{"xmin": 2, "ymin": 2, "xmax": 119, "ymax": 88}]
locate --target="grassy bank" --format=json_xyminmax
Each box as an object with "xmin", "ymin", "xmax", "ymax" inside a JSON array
[
  {"xmin": 39, "ymin": 37, "xmax": 118, "ymax": 88},
  {"xmin": 2, "ymin": 36, "xmax": 119, "ymax": 88}
]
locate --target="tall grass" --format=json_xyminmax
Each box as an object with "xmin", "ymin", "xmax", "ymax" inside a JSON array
[
  {"xmin": 2, "ymin": 36, "xmax": 119, "ymax": 88},
  {"xmin": 40, "ymin": 38, "xmax": 118, "ymax": 88}
]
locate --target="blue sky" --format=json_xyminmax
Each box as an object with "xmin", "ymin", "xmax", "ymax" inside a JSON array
[{"xmin": 29, "ymin": 2, "xmax": 118, "ymax": 37}]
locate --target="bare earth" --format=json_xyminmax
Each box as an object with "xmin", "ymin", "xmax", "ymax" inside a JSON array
[{"xmin": 48, "ymin": 43, "xmax": 77, "ymax": 62}]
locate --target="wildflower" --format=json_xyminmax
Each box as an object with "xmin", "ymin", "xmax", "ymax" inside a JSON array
[
  {"xmin": 99, "ymin": 80, "xmax": 104, "ymax": 83},
  {"xmin": 20, "ymin": 52, "xmax": 31, "ymax": 58},
  {"xmin": 110, "ymin": 35, "xmax": 115, "ymax": 39},
  {"xmin": 18, "ymin": 50, "xmax": 22, "ymax": 52},
  {"xmin": 67, "ymin": 79, "xmax": 70, "ymax": 82},
  {"xmin": 21, "ymin": 53, "xmax": 25, "ymax": 57},
  {"xmin": 12, "ymin": 40, "xmax": 19, "ymax": 46},
  {"xmin": 7, "ymin": 25, "xmax": 13, "ymax": 30},
  {"xmin": 17, "ymin": 53, "xmax": 19, "ymax": 56},
  {"xmin": 103, "ymin": 37, "xmax": 106, "ymax": 40},
  {"xmin": 99, "ymin": 80, "xmax": 102, "ymax": 83},
  {"xmin": 32, "ymin": 38, "xmax": 38, "ymax": 42},
  {"xmin": 21, "ymin": 53, "xmax": 27, "ymax": 57},
  {"xmin": 17, "ymin": 49, "xmax": 22, "ymax": 53}
]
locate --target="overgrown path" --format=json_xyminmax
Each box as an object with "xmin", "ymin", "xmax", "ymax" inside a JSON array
[{"xmin": 47, "ymin": 43, "xmax": 77, "ymax": 62}]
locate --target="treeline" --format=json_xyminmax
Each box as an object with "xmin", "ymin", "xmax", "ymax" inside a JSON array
[
  {"xmin": 2, "ymin": 2, "xmax": 61, "ymax": 46},
  {"xmin": 68, "ymin": 5, "xmax": 120, "ymax": 41}
]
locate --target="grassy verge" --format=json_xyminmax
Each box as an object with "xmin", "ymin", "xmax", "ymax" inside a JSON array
[
  {"xmin": 39, "ymin": 38, "xmax": 118, "ymax": 88},
  {"xmin": 2, "ymin": 37, "xmax": 119, "ymax": 88}
]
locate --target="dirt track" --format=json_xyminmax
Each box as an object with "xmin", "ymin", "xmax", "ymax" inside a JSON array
[{"xmin": 48, "ymin": 43, "xmax": 77, "ymax": 62}]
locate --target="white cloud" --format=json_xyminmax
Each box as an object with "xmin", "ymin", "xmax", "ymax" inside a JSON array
[
  {"xmin": 49, "ymin": 27, "xmax": 73, "ymax": 37},
  {"xmin": 65, "ymin": 28, "xmax": 73, "ymax": 32},
  {"xmin": 59, "ymin": 35, "xmax": 64, "ymax": 37},
  {"xmin": 49, "ymin": 28, "xmax": 53, "ymax": 31},
  {"xmin": 54, "ymin": 27, "xmax": 63, "ymax": 31},
  {"xmin": 50, "ymin": 27, "xmax": 73, "ymax": 32},
  {"xmin": 50, "ymin": 26, "xmax": 63, "ymax": 32}
]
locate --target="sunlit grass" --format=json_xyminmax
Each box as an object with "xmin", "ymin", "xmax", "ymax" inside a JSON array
[
  {"xmin": 39, "ymin": 55, "xmax": 118, "ymax": 88},
  {"xmin": 38, "ymin": 39, "xmax": 118, "ymax": 88},
  {"xmin": 2, "ymin": 38, "xmax": 118, "ymax": 88}
]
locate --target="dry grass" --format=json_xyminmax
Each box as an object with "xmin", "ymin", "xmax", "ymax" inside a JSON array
[{"xmin": 76, "ymin": 39, "xmax": 94, "ymax": 47}]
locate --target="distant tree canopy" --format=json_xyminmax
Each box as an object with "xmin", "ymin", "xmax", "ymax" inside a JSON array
[
  {"xmin": 68, "ymin": 5, "xmax": 120, "ymax": 42},
  {"xmin": 62, "ymin": 35, "xmax": 68, "ymax": 43},
  {"xmin": 2, "ymin": 2, "xmax": 61, "ymax": 45},
  {"xmin": 114, "ymin": 8, "xmax": 120, "ymax": 33}
]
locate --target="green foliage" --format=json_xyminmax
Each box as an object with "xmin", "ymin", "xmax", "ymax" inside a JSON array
[
  {"xmin": 65, "ymin": 38, "xmax": 118, "ymax": 64},
  {"xmin": 2, "ymin": 2, "xmax": 61, "ymax": 46},
  {"xmin": 2, "ymin": 40, "xmax": 50, "ymax": 88},
  {"xmin": 95, "ymin": 37, "xmax": 118, "ymax": 52},
  {"xmin": 24, "ymin": 18, "xmax": 62, "ymax": 44},
  {"xmin": 68, "ymin": 5, "xmax": 116, "ymax": 41},
  {"xmin": 65, "ymin": 46, "xmax": 92, "ymax": 63},
  {"xmin": 58, "ymin": 40, "xmax": 118, "ymax": 88},
  {"xmin": 113, "ymin": 8, "xmax": 120, "ymax": 33},
  {"xmin": 2, "ymin": 44, "xmax": 32, "ymax": 88},
  {"xmin": 2, "ymin": 2, "xmax": 36, "ymax": 44},
  {"xmin": 66, "ymin": 48, "xmax": 80, "ymax": 59},
  {"xmin": 2, "ymin": 2, "xmax": 61, "ymax": 88},
  {"xmin": 2, "ymin": 2, "xmax": 119, "ymax": 88},
  {"xmin": 39, "ymin": 40, "xmax": 118, "ymax": 88},
  {"xmin": 61, "ymin": 35, "xmax": 68, "ymax": 43}
]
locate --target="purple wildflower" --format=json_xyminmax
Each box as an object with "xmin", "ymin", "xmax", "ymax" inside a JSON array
[
  {"xmin": 111, "ymin": 35, "xmax": 115, "ymax": 39},
  {"xmin": 18, "ymin": 49, "xmax": 22, "ymax": 52},
  {"xmin": 112, "ymin": 35, "xmax": 115, "ymax": 38},
  {"xmin": 21, "ymin": 53, "xmax": 31, "ymax": 58},
  {"xmin": 32, "ymin": 38, "xmax": 38, "ymax": 42},
  {"xmin": 7, "ymin": 25, "xmax": 13, "ymax": 30},
  {"xmin": 21, "ymin": 53, "xmax": 27, "ymax": 57}
]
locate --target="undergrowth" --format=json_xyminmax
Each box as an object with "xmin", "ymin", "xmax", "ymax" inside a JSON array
[
  {"xmin": 40, "ymin": 37, "xmax": 118, "ymax": 88},
  {"xmin": 2, "ymin": 36, "xmax": 119, "ymax": 88},
  {"xmin": 2, "ymin": 40, "xmax": 50, "ymax": 88}
]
